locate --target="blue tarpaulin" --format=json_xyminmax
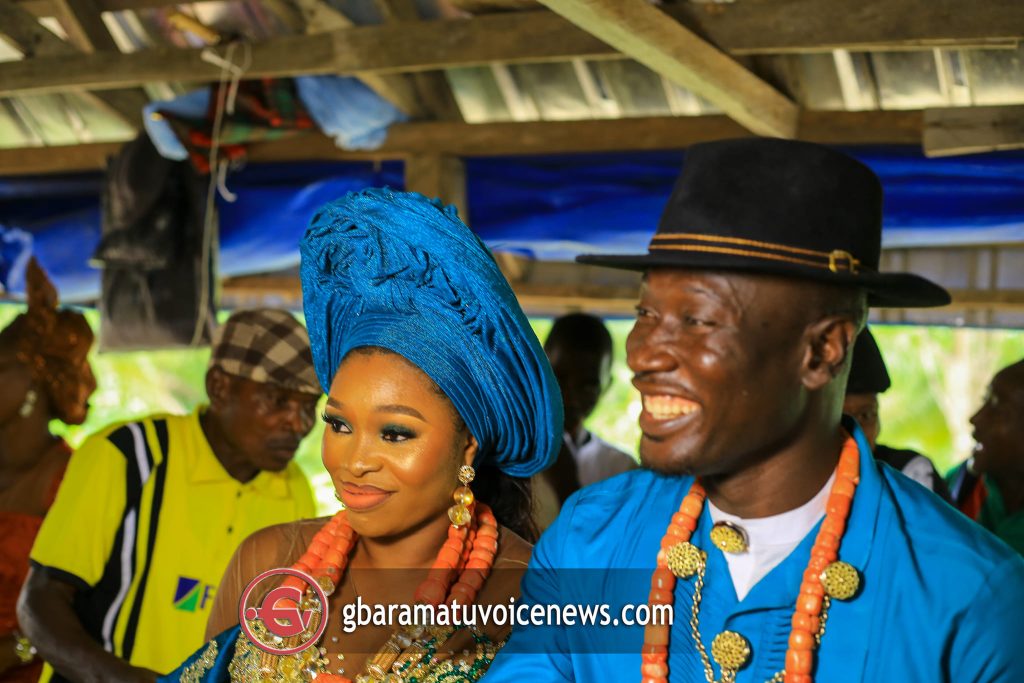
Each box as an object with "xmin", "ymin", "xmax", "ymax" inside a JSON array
[{"xmin": 2, "ymin": 146, "xmax": 1023, "ymax": 302}]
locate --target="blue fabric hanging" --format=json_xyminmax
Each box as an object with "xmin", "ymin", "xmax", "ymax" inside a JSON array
[{"xmin": 2, "ymin": 147, "xmax": 1023, "ymax": 302}]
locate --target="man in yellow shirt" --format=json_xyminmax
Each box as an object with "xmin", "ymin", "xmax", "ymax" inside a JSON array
[{"xmin": 18, "ymin": 309, "xmax": 322, "ymax": 682}]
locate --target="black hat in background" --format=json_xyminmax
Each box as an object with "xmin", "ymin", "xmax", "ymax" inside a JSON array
[
  {"xmin": 847, "ymin": 327, "xmax": 891, "ymax": 395},
  {"xmin": 577, "ymin": 138, "xmax": 950, "ymax": 308}
]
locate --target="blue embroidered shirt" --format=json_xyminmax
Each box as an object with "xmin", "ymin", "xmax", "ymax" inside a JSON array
[{"xmin": 485, "ymin": 425, "xmax": 1024, "ymax": 682}]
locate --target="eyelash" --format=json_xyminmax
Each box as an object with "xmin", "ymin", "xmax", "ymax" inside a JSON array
[
  {"xmin": 321, "ymin": 413, "xmax": 350, "ymax": 434},
  {"xmin": 382, "ymin": 425, "xmax": 417, "ymax": 443},
  {"xmin": 321, "ymin": 414, "xmax": 417, "ymax": 442},
  {"xmin": 684, "ymin": 315, "xmax": 714, "ymax": 327}
]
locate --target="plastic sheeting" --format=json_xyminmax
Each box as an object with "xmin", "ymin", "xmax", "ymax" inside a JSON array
[{"xmin": 2, "ymin": 146, "xmax": 1023, "ymax": 302}]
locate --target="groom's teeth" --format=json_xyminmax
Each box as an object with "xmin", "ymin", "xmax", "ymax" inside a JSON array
[{"xmin": 643, "ymin": 395, "xmax": 699, "ymax": 420}]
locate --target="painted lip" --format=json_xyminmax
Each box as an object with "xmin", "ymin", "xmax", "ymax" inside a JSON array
[
  {"xmin": 633, "ymin": 381, "xmax": 703, "ymax": 438},
  {"xmin": 339, "ymin": 482, "xmax": 393, "ymax": 511}
]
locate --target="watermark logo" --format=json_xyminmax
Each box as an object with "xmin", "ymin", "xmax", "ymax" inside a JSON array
[
  {"xmin": 238, "ymin": 568, "xmax": 328, "ymax": 655},
  {"xmin": 173, "ymin": 576, "xmax": 215, "ymax": 612}
]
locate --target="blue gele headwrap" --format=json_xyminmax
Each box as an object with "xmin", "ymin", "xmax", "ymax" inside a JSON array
[{"xmin": 300, "ymin": 188, "xmax": 563, "ymax": 478}]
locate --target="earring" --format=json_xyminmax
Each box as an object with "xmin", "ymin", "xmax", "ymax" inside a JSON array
[
  {"xmin": 19, "ymin": 389, "xmax": 37, "ymax": 418},
  {"xmin": 447, "ymin": 465, "xmax": 475, "ymax": 528}
]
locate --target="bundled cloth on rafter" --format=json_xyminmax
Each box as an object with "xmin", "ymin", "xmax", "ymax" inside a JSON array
[
  {"xmin": 151, "ymin": 78, "xmax": 315, "ymax": 174},
  {"xmin": 144, "ymin": 76, "xmax": 407, "ymax": 169}
]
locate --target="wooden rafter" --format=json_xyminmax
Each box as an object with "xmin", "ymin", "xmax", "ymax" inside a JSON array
[
  {"xmin": 0, "ymin": 0, "xmax": 146, "ymax": 126},
  {"xmin": 17, "ymin": 0, "xmax": 1020, "ymax": 53},
  {"xmin": 375, "ymin": 0, "xmax": 464, "ymax": 121},
  {"xmin": 4, "ymin": 4, "xmax": 1024, "ymax": 100},
  {"xmin": 0, "ymin": 110, "xmax": 925, "ymax": 176},
  {"xmin": 534, "ymin": 0, "xmax": 798, "ymax": 138},
  {"xmin": 51, "ymin": 0, "xmax": 119, "ymax": 53},
  {"xmin": 924, "ymin": 105, "xmax": 1024, "ymax": 157},
  {"xmin": 285, "ymin": 0, "xmax": 426, "ymax": 117},
  {"xmin": 220, "ymin": 272, "xmax": 1024, "ymax": 317},
  {"xmin": 0, "ymin": 0, "xmax": 73, "ymax": 57},
  {"xmin": 404, "ymin": 154, "xmax": 468, "ymax": 220}
]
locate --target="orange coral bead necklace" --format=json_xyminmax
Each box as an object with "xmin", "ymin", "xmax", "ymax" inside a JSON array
[
  {"xmin": 642, "ymin": 435, "xmax": 862, "ymax": 683},
  {"xmin": 275, "ymin": 502, "xmax": 500, "ymax": 683}
]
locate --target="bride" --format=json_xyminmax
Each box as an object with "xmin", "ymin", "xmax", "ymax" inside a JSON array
[{"xmin": 160, "ymin": 189, "xmax": 562, "ymax": 683}]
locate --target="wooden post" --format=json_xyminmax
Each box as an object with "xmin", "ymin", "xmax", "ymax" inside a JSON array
[{"xmin": 405, "ymin": 154, "xmax": 469, "ymax": 223}]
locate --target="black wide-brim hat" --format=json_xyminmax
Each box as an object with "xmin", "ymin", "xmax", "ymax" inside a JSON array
[{"xmin": 577, "ymin": 138, "xmax": 950, "ymax": 308}]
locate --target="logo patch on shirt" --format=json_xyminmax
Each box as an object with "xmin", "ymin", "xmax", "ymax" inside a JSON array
[{"xmin": 174, "ymin": 576, "xmax": 216, "ymax": 612}]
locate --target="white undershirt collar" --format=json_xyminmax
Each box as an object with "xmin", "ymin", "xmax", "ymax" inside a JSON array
[{"xmin": 707, "ymin": 470, "xmax": 836, "ymax": 601}]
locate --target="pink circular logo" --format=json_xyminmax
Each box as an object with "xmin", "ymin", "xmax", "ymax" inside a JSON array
[{"xmin": 238, "ymin": 568, "xmax": 329, "ymax": 655}]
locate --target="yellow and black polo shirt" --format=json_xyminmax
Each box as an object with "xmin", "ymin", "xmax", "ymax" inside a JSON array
[{"xmin": 31, "ymin": 410, "xmax": 315, "ymax": 679}]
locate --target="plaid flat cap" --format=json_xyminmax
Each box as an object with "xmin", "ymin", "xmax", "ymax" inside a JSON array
[{"xmin": 209, "ymin": 309, "xmax": 320, "ymax": 395}]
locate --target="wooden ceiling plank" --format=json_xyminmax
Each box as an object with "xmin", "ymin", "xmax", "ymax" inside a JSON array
[
  {"xmin": 924, "ymin": 105, "xmax": 1024, "ymax": 157},
  {"xmin": 534, "ymin": 0, "xmax": 798, "ymax": 138},
  {"xmin": 404, "ymin": 154, "xmax": 468, "ymax": 219},
  {"xmin": 0, "ymin": 111, "xmax": 925, "ymax": 175},
  {"xmin": 288, "ymin": 0, "xmax": 426, "ymax": 118},
  {"xmin": 50, "ymin": 0, "xmax": 119, "ymax": 52},
  {"xmin": 375, "ymin": 0, "xmax": 464, "ymax": 121},
  {"xmin": 0, "ymin": 140, "xmax": 122, "ymax": 174},
  {"xmin": 0, "ymin": 0, "xmax": 146, "ymax": 128},
  {"xmin": 0, "ymin": 0, "xmax": 78, "ymax": 56}
]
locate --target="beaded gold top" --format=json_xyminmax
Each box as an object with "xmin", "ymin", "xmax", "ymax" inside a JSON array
[{"xmin": 213, "ymin": 618, "xmax": 502, "ymax": 683}]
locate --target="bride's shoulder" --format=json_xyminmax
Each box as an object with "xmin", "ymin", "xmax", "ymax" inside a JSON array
[
  {"xmin": 494, "ymin": 525, "xmax": 533, "ymax": 569},
  {"xmin": 234, "ymin": 517, "xmax": 331, "ymax": 568}
]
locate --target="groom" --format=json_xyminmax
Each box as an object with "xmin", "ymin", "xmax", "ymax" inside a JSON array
[{"xmin": 485, "ymin": 138, "xmax": 1024, "ymax": 682}]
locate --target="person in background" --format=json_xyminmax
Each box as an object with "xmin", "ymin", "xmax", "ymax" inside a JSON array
[
  {"xmin": 18, "ymin": 309, "xmax": 321, "ymax": 682},
  {"xmin": 535, "ymin": 313, "xmax": 637, "ymax": 529},
  {"xmin": 844, "ymin": 327, "xmax": 951, "ymax": 502},
  {"xmin": 0, "ymin": 259, "xmax": 95, "ymax": 683},
  {"xmin": 948, "ymin": 359, "xmax": 1024, "ymax": 555}
]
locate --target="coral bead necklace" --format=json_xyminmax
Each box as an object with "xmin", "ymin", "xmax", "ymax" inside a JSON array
[
  {"xmin": 642, "ymin": 435, "xmax": 862, "ymax": 683},
  {"xmin": 244, "ymin": 502, "xmax": 500, "ymax": 683}
]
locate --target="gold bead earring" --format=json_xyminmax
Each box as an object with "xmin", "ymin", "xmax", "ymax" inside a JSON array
[{"xmin": 448, "ymin": 465, "xmax": 475, "ymax": 528}]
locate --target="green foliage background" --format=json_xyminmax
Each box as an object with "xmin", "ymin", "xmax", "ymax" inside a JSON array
[{"xmin": 4, "ymin": 304, "xmax": 1022, "ymax": 512}]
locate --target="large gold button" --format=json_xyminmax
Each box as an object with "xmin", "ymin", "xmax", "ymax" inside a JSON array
[
  {"xmin": 820, "ymin": 561, "xmax": 860, "ymax": 600},
  {"xmin": 666, "ymin": 542, "xmax": 705, "ymax": 579},
  {"xmin": 711, "ymin": 630, "xmax": 751, "ymax": 672}
]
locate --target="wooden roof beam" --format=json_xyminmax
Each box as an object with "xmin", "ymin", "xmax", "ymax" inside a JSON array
[
  {"xmin": 18, "ymin": 0, "xmax": 1020, "ymax": 53},
  {"xmin": 50, "ymin": 0, "xmax": 119, "ymax": 52},
  {"xmin": 286, "ymin": 0, "xmax": 427, "ymax": 118},
  {"xmin": 0, "ymin": 0, "xmax": 146, "ymax": 127},
  {"xmin": 535, "ymin": 0, "xmax": 798, "ymax": 138},
  {"xmin": 0, "ymin": 111, "xmax": 925, "ymax": 176},
  {"xmin": 4, "ymin": 3, "xmax": 1023, "ymax": 99},
  {"xmin": 375, "ymin": 0, "xmax": 464, "ymax": 121},
  {"xmin": 924, "ymin": 105, "xmax": 1024, "ymax": 157}
]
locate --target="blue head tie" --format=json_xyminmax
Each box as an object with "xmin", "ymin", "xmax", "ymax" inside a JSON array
[{"xmin": 300, "ymin": 188, "xmax": 563, "ymax": 478}]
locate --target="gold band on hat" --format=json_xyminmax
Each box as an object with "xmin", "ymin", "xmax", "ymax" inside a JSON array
[{"xmin": 650, "ymin": 233, "xmax": 861, "ymax": 274}]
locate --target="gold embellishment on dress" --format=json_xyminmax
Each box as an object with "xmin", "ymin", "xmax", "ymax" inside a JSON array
[
  {"xmin": 711, "ymin": 631, "xmax": 750, "ymax": 674},
  {"xmin": 820, "ymin": 561, "xmax": 860, "ymax": 600},
  {"xmin": 180, "ymin": 640, "xmax": 218, "ymax": 683},
  {"xmin": 228, "ymin": 620, "xmax": 502, "ymax": 682},
  {"xmin": 666, "ymin": 542, "xmax": 705, "ymax": 579},
  {"xmin": 709, "ymin": 522, "xmax": 748, "ymax": 554}
]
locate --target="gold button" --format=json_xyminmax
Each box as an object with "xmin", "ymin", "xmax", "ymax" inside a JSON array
[
  {"xmin": 820, "ymin": 561, "xmax": 860, "ymax": 600},
  {"xmin": 666, "ymin": 542, "xmax": 705, "ymax": 579},
  {"xmin": 711, "ymin": 630, "xmax": 751, "ymax": 672},
  {"xmin": 710, "ymin": 521, "xmax": 749, "ymax": 554}
]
